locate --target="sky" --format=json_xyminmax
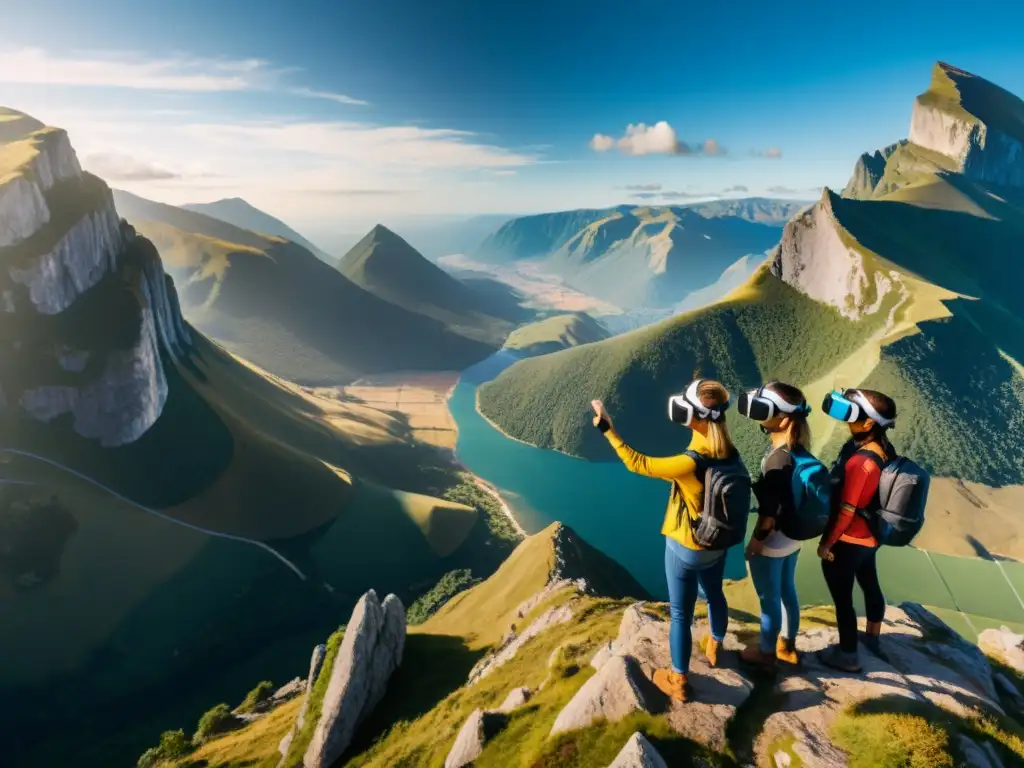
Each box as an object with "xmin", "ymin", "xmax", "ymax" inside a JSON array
[{"xmin": 3, "ymin": 0, "xmax": 1024, "ymax": 244}]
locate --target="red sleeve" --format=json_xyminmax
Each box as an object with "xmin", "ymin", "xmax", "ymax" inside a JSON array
[{"xmin": 821, "ymin": 453, "xmax": 881, "ymax": 548}]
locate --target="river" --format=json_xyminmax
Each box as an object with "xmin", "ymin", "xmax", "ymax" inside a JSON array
[{"xmin": 449, "ymin": 350, "xmax": 748, "ymax": 599}]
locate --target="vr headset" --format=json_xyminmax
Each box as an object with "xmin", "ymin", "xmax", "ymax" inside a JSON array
[
  {"xmin": 737, "ymin": 385, "xmax": 811, "ymax": 422},
  {"xmin": 668, "ymin": 379, "xmax": 728, "ymax": 426},
  {"xmin": 821, "ymin": 389, "xmax": 894, "ymax": 427}
]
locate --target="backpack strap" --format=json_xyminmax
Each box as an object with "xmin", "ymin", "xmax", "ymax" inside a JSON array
[{"xmin": 851, "ymin": 449, "xmax": 885, "ymax": 522}]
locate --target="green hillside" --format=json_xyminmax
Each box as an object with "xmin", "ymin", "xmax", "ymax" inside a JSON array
[
  {"xmin": 503, "ymin": 312, "xmax": 609, "ymax": 356},
  {"xmin": 473, "ymin": 203, "xmax": 782, "ymax": 309},
  {"xmin": 114, "ymin": 192, "xmax": 498, "ymax": 385},
  {"xmin": 183, "ymin": 197, "xmax": 335, "ymax": 262},
  {"xmin": 337, "ymin": 224, "xmax": 519, "ymax": 345}
]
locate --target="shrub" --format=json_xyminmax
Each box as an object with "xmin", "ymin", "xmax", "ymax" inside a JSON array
[
  {"xmin": 193, "ymin": 703, "xmax": 241, "ymax": 745},
  {"xmin": 236, "ymin": 680, "xmax": 275, "ymax": 714},
  {"xmin": 407, "ymin": 569, "xmax": 481, "ymax": 624}
]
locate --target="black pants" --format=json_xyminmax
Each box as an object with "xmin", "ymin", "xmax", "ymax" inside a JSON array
[{"xmin": 821, "ymin": 540, "xmax": 886, "ymax": 653}]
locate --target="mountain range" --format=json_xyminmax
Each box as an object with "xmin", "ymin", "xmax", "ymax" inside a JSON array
[
  {"xmin": 112, "ymin": 190, "xmax": 515, "ymax": 385},
  {"xmin": 478, "ymin": 62, "xmax": 1024, "ymax": 559},
  {"xmin": 471, "ymin": 201, "xmax": 795, "ymax": 309},
  {"xmin": 0, "ymin": 109, "xmax": 520, "ymax": 767}
]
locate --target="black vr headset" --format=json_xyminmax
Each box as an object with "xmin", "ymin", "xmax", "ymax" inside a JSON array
[
  {"xmin": 668, "ymin": 379, "xmax": 729, "ymax": 426},
  {"xmin": 737, "ymin": 385, "xmax": 811, "ymax": 422}
]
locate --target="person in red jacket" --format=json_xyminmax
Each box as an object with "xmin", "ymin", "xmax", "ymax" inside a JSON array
[{"xmin": 818, "ymin": 388, "xmax": 898, "ymax": 673}]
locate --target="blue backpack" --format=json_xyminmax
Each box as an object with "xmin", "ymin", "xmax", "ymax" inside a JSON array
[{"xmin": 781, "ymin": 447, "xmax": 831, "ymax": 541}]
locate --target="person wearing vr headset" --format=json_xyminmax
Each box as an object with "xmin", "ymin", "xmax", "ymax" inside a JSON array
[
  {"xmin": 817, "ymin": 387, "xmax": 898, "ymax": 673},
  {"xmin": 591, "ymin": 379, "xmax": 738, "ymax": 703},
  {"xmin": 736, "ymin": 381, "xmax": 817, "ymax": 671}
]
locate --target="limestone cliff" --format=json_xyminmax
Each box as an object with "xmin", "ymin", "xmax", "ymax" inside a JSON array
[
  {"xmin": 841, "ymin": 140, "xmax": 906, "ymax": 199},
  {"xmin": 908, "ymin": 62, "xmax": 1024, "ymax": 188},
  {"xmin": 0, "ymin": 108, "xmax": 190, "ymax": 446}
]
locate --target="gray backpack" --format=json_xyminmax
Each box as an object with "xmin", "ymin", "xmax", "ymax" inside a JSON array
[
  {"xmin": 685, "ymin": 451, "xmax": 751, "ymax": 551},
  {"xmin": 853, "ymin": 450, "xmax": 930, "ymax": 547}
]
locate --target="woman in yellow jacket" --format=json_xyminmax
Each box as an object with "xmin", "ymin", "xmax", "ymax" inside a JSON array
[{"xmin": 591, "ymin": 379, "xmax": 739, "ymax": 702}]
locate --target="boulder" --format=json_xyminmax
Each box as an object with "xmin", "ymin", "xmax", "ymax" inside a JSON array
[
  {"xmin": 550, "ymin": 655, "xmax": 650, "ymax": 736},
  {"xmin": 498, "ymin": 687, "xmax": 532, "ymax": 713},
  {"xmin": 302, "ymin": 591, "xmax": 406, "ymax": 768},
  {"xmin": 296, "ymin": 643, "xmax": 328, "ymax": 731},
  {"xmin": 443, "ymin": 708, "xmax": 508, "ymax": 768},
  {"xmin": 607, "ymin": 732, "xmax": 668, "ymax": 768},
  {"xmin": 980, "ymin": 625, "xmax": 1024, "ymax": 675},
  {"xmin": 271, "ymin": 677, "xmax": 305, "ymax": 705}
]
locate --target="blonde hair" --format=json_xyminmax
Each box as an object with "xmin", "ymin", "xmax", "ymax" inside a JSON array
[
  {"xmin": 696, "ymin": 380, "xmax": 736, "ymax": 459},
  {"xmin": 765, "ymin": 380, "xmax": 812, "ymax": 451}
]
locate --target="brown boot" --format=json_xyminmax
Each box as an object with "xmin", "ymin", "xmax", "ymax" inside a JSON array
[
  {"xmin": 776, "ymin": 635, "xmax": 799, "ymax": 666},
  {"xmin": 740, "ymin": 643, "xmax": 777, "ymax": 671},
  {"xmin": 652, "ymin": 668, "xmax": 689, "ymax": 702},
  {"xmin": 703, "ymin": 635, "xmax": 721, "ymax": 667}
]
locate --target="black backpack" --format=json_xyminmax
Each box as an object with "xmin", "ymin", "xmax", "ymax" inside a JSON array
[{"xmin": 684, "ymin": 451, "xmax": 751, "ymax": 551}]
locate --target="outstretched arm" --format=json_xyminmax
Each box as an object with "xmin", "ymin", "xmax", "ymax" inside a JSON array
[{"xmin": 602, "ymin": 427, "xmax": 698, "ymax": 480}]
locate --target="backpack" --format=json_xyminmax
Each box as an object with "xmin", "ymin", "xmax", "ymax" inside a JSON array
[
  {"xmin": 685, "ymin": 451, "xmax": 751, "ymax": 551},
  {"xmin": 780, "ymin": 448, "xmax": 831, "ymax": 541},
  {"xmin": 851, "ymin": 449, "xmax": 930, "ymax": 547}
]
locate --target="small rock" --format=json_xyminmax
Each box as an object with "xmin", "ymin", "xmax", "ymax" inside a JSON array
[
  {"xmin": 980, "ymin": 625, "xmax": 1024, "ymax": 676},
  {"xmin": 498, "ymin": 687, "xmax": 532, "ymax": 713},
  {"xmin": 272, "ymin": 677, "xmax": 305, "ymax": 703},
  {"xmin": 444, "ymin": 709, "xmax": 508, "ymax": 768},
  {"xmin": 296, "ymin": 643, "xmax": 328, "ymax": 731},
  {"xmin": 550, "ymin": 655, "xmax": 649, "ymax": 735},
  {"xmin": 607, "ymin": 732, "xmax": 668, "ymax": 768}
]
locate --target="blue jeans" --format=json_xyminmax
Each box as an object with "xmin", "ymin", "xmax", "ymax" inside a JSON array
[
  {"xmin": 664, "ymin": 540, "xmax": 728, "ymax": 674},
  {"xmin": 748, "ymin": 551, "xmax": 800, "ymax": 653}
]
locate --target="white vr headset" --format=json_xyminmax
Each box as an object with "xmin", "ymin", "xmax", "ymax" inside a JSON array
[
  {"xmin": 822, "ymin": 389, "xmax": 895, "ymax": 428},
  {"xmin": 667, "ymin": 379, "xmax": 728, "ymax": 426},
  {"xmin": 738, "ymin": 385, "xmax": 811, "ymax": 422}
]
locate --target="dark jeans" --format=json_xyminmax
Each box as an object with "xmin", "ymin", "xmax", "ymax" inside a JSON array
[
  {"xmin": 665, "ymin": 542, "xmax": 728, "ymax": 673},
  {"xmin": 821, "ymin": 540, "xmax": 886, "ymax": 653}
]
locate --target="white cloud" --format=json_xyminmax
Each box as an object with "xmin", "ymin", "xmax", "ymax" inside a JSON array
[
  {"xmin": 82, "ymin": 152, "xmax": 179, "ymax": 181},
  {"xmin": 624, "ymin": 183, "xmax": 662, "ymax": 191},
  {"xmin": 590, "ymin": 133, "xmax": 615, "ymax": 152},
  {"xmin": 617, "ymin": 121, "xmax": 682, "ymax": 156},
  {"xmin": 289, "ymin": 87, "xmax": 369, "ymax": 106},
  {"xmin": 702, "ymin": 138, "xmax": 726, "ymax": 156}
]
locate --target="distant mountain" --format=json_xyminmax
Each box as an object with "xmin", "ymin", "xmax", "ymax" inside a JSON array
[
  {"xmin": 502, "ymin": 312, "xmax": 609, "ymax": 356},
  {"xmin": 687, "ymin": 197, "xmax": 810, "ymax": 226},
  {"xmin": 675, "ymin": 253, "xmax": 767, "ymax": 313},
  {"xmin": 393, "ymin": 213, "xmax": 515, "ymax": 260},
  {"xmin": 113, "ymin": 191, "xmax": 499, "ymax": 385},
  {"xmin": 184, "ymin": 197, "xmax": 334, "ymax": 262},
  {"xmin": 2, "ymin": 109, "xmax": 515, "ymax": 768},
  {"xmin": 337, "ymin": 224, "xmax": 519, "ymax": 345},
  {"xmin": 473, "ymin": 203, "xmax": 783, "ymax": 309},
  {"xmin": 478, "ymin": 62, "xmax": 1024, "ymax": 560}
]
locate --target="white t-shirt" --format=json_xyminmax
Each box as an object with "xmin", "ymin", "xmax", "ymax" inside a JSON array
[{"xmin": 760, "ymin": 529, "xmax": 802, "ymax": 558}]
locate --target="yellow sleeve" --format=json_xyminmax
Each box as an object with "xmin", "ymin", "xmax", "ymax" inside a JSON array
[{"xmin": 603, "ymin": 428, "xmax": 698, "ymax": 480}]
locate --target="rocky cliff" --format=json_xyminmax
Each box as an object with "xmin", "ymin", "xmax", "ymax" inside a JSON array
[
  {"xmin": 0, "ymin": 108, "xmax": 189, "ymax": 446},
  {"xmin": 909, "ymin": 62, "xmax": 1024, "ymax": 188}
]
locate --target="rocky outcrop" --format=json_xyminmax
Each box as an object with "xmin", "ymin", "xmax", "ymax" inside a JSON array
[
  {"xmin": 550, "ymin": 654, "xmax": 651, "ymax": 736},
  {"xmin": 769, "ymin": 192, "xmax": 897, "ymax": 320},
  {"xmin": 755, "ymin": 603, "xmax": 1005, "ymax": 768},
  {"xmin": 909, "ymin": 63, "xmax": 1024, "ymax": 188},
  {"xmin": 979, "ymin": 625, "xmax": 1024, "ymax": 675},
  {"xmin": 443, "ymin": 709, "xmax": 508, "ymax": 768},
  {"xmin": 302, "ymin": 590, "xmax": 406, "ymax": 768},
  {"xmin": 608, "ymin": 732, "xmax": 668, "ymax": 768},
  {"xmin": 841, "ymin": 141, "xmax": 905, "ymax": 199},
  {"xmin": 468, "ymin": 601, "xmax": 576, "ymax": 684},
  {"xmin": 498, "ymin": 686, "xmax": 531, "ymax": 712},
  {"xmin": 1, "ymin": 111, "xmax": 191, "ymax": 446}
]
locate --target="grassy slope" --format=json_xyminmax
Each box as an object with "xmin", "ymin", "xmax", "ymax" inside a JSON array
[
  {"xmin": 117, "ymin": 193, "xmax": 496, "ymax": 386},
  {"xmin": 336, "ymin": 225, "xmax": 515, "ymax": 345},
  {"xmin": 503, "ymin": 312, "xmax": 609, "ymax": 356}
]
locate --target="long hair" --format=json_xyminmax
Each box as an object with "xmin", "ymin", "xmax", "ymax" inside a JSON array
[
  {"xmin": 765, "ymin": 380, "xmax": 811, "ymax": 451},
  {"xmin": 696, "ymin": 380, "xmax": 736, "ymax": 459},
  {"xmin": 846, "ymin": 388, "xmax": 897, "ymax": 461}
]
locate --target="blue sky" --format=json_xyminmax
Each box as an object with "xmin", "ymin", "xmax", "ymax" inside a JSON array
[{"xmin": 3, "ymin": 0, "xmax": 1024, "ymax": 240}]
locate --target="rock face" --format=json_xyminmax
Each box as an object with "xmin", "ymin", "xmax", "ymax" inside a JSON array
[
  {"xmin": 755, "ymin": 602, "xmax": 1006, "ymax": 768},
  {"xmin": 302, "ymin": 590, "xmax": 406, "ymax": 768},
  {"xmin": 0, "ymin": 109, "xmax": 190, "ymax": 446},
  {"xmin": 498, "ymin": 686, "xmax": 532, "ymax": 712},
  {"xmin": 908, "ymin": 63, "xmax": 1024, "ymax": 188},
  {"xmin": 550, "ymin": 654, "xmax": 651, "ymax": 736},
  {"xmin": 607, "ymin": 732, "xmax": 668, "ymax": 768},
  {"xmin": 841, "ymin": 141, "xmax": 906, "ymax": 199}
]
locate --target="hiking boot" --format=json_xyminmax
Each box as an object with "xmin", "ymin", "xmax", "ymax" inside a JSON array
[
  {"xmin": 776, "ymin": 635, "xmax": 799, "ymax": 666},
  {"xmin": 703, "ymin": 635, "xmax": 721, "ymax": 667},
  {"xmin": 740, "ymin": 643, "xmax": 777, "ymax": 671},
  {"xmin": 861, "ymin": 621, "xmax": 884, "ymax": 657},
  {"xmin": 819, "ymin": 645, "xmax": 862, "ymax": 673},
  {"xmin": 652, "ymin": 668, "xmax": 689, "ymax": 702}
]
